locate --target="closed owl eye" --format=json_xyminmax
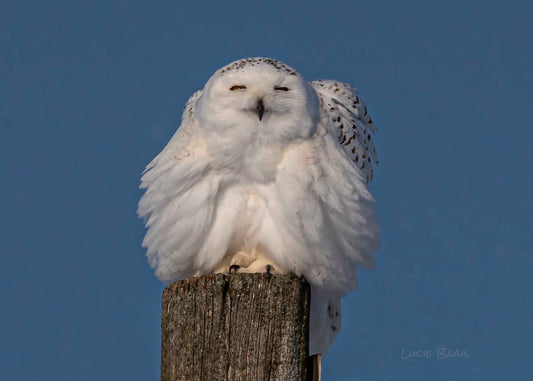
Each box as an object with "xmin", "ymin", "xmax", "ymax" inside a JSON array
[
  {"xmin": 274, "ymin": 86, "xmax": 289, "ymax": 91},
  {"xmin": 230, "ymin": 85, "xmax": 246, "ymax": 91}
]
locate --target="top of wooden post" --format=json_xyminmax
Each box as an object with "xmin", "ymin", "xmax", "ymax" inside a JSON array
[{"xmin": 161, "ymin": 273, "xmax": 312, "ymax": 381}]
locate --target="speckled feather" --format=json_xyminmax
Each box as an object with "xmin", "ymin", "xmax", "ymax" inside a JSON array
[{"xmin": 311, "ymin": 80, "xmax": 378, "ymax": 183}]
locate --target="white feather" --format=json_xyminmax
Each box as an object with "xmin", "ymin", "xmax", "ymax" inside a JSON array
[{"xmin": 138, "ymin": 58, "xmax": 380, "ymax": 355}]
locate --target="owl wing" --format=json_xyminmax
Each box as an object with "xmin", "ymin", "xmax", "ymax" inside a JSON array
[
  {"xmin": 272, "ymin": 82, "xmax": 380, "ymax": 354},
  {"xmin": 138, "ymin": 90, "xmax": 206, "ymax": 203},
  {"xmin": 273, "ymin": 107, "xmax": 380, "ymax": 353},
  {"xmin": 310, "ymin": 80, "xmax": 378, "ymax": 183},
  {"xmin": 140, "ymin": 89, "xmax": 203, "ymax": 174},
  {"xmin": 138, "ymin": 90, "xmax": 226, "ymax": 283},
  {"xmin": 272, "ymin": 80, "xmax": 380, "ymax": 290}
]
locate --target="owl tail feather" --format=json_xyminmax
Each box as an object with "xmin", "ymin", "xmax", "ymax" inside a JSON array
[{"xmin": 312, "ymin": 354, "xmax": 321, "ymax": 381}]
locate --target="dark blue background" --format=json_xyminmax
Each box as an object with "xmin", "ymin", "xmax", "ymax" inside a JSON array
[{"xmin": 2, "ymin": 1, "xmax": 532, "ymax": 380}]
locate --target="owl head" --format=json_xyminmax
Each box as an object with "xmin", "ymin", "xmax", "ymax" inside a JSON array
[{"xmin": 195, "ymin": 58, "xmax": 320, "ymax": 143}]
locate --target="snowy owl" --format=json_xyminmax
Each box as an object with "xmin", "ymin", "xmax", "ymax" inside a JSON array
[{"xmin": 138, "ymin": 57, "xmax": 380, "ymax": 358}]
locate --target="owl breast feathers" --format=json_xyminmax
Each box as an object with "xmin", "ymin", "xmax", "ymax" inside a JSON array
[{"xmin": 138, "ymin": 57, "xmax": 380, "ymax": 355}]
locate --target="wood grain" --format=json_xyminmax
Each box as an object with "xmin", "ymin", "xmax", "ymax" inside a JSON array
[{"xmin": 161, "ymin": 273, "xmax": 312, "ymax": 381}]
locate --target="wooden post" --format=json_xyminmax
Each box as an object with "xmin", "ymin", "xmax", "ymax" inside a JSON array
[{"xmin": 161, "ymin": 273, "xmax": 312, "ymax": 381}]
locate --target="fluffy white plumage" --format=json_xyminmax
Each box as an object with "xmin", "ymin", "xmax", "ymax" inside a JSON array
[{"xmin": 138, "ymin": 58, "xmax": 380, "ymax": 356}]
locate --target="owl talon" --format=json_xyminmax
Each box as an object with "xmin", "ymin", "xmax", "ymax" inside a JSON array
[
  {"xmin": 229, "ymin": 264, "xmax": 240, "ymax": 274},
  {"xmin": 265, "ymin": 264, "xmax": 272, "ymax": 274}
]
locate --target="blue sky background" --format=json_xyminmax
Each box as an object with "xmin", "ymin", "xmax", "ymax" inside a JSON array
[{"xmin": 1, "ymin": 1, "xmax": 532, "ymax": 380}]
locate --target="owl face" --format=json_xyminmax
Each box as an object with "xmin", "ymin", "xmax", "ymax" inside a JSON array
[{"xmin": 196, "ymin": 58, "xmax": 320, "ymax": 143}]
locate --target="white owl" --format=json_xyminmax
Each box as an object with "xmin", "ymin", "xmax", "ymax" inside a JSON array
[{"xmin": 138, "ymin": 58, "xmax": 380, "ymax": 357}]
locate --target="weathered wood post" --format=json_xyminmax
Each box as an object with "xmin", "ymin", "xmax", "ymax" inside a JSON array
[{"xmin": 161, "ymin": 273, "xmax": 312, "ymax": 381}]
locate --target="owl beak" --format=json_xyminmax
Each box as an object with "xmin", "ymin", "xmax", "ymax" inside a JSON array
[{"xmin": 255, "ymin": 99, "xmax": 265, "ymax": 121}]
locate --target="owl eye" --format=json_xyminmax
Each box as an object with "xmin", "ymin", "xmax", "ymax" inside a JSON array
[
  {"xmin": 230, "ymin": 85, "xmax": 246, "ymax": 91},
  {"xmin": 274, "ymin": 86, "xmax": 289, "ymax": 91}
]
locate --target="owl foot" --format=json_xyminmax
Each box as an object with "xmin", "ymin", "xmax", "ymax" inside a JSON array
[
  {"xmin": 228, "ymin": 264, "xmax": 241, "ymax": 274},
  {"xmin": 264, "ymin": 264, "xmax": 284, "ymax": 275},
  {"xmin": 215, "ymin": 250, "xmax": 287, "ymax": 275}
]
